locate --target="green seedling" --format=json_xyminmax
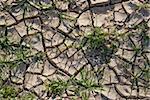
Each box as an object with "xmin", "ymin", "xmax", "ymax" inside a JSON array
[
  {"xmin": 0, "ymin": 85, "xmax": 18, "ymax": 99},
  {"xmin": 45, "ymin": 78, "xmax": 69, "ymax": 99},
  {"xmin": 136, "ymin": 3, "xmax": 150, "ymax": 10},
  {"xmin": 70, "ymin": 68, "xmax": 104, "ymax": 100},
  {"xmin": 21, "ymin": 93, "xmax": 36, "ymax": 100}
]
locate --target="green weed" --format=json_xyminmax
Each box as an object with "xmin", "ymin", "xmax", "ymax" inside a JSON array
[
  {"xmin": 0, "ymin": 85, "xmax": 18, "ymax": 99},
  {"xmin": 45, "ymin": 78, "xmax": 69, "ymax": 99},
  {"xmin": 45, "ymin": 67, "xmax": 104, "ymax": 99},
  {"xmin": 136, "ymin": 3, "xmax": 150, "ymax": 10},
  {"xmin": 21, "ymin": 93, "xmax": 36, "ymax": 100}
]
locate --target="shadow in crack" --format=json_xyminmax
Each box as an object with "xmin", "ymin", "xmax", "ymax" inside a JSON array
[
  {"xmin": 81, "ymin": 28, "xmax": 118, "ymax": 66},
  {"xmin": 91, "ymin": 6, "xmax": 114, "ymax": 14},
  {"xmin": 85, "ymin": 44, "xmax": 116, "ymax": 66}
]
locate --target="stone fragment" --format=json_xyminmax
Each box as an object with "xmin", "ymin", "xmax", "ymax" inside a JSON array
[
  {"xmin": 114, "ymin": 11, "xmax": 127, "ymax": 22},
  {"xmin": 91, "ymin": 6, "xmax": 112, "ymax": 14},
  {"xmin": 7, "ymin": 27, "xmax": 21, "ymax": 43},
  {"xmin": 69, "ymin": 0, "xmax": 88, "ymax": 13},
  {"xmin": 47, "ymin": 17, "xmax": 60, "ymax": 28},
  {"xmin": 66, "ymin": 12, "xmax": 78, "ymax": 19},
  {"xmin": 75, "ymin": 0, "xmax": 89, "ymax": 11},
  {"xmin": 27, "ymin": 18, "xmax": 41, "ymax": 30},
  {"xmin": 114, "ymin": 3, "xmax": 122, "ymax": 11},
  {"xmin": 34, "ymin": 85, "xmax": 46, "ymax": 98},
  {"xmin": 108, "ymin": 59, "xmax": 117, "ymax": 67},
  {"xmin": 24, "ymin": 74, "xmax": 43, "ymax": 89},
  {"xmin": 5, "ymin": 14, "xmax": 16, "ymax": 25},
  {"xmin": 27, "ymin": 62, "xmax": 43, "ymax": 73},
  {"xmin": 11, "ymin": 77, "xmax": 23, "ymax": 84},
  {"xmin": 139, "ymin": 8, "xmax": 150, "ymax": 21},
  {"xmin": 79, "ymin": 26, "xmax": 93, "ymax": 36},
  {"xmin": 0, "ymin": 14, "xmax": 5, "ymax": 25},
  {"xmin": 42, "ymin": 61, "xmax": 56, "ymax": 76},
  {"xmin": 51, "ymin": 32, "xmax": 64, "ymax": 46},
  {"xmin": 55, "ymin": 0, "xmax": 69, "ymax": 10},
  {"xmin": 24, "ymin": 34, "xmax": 44, "ymax": 51},
  {"xmin": 11, "ymin": 63, "xmax": 27, "ymax": 84},
  {"xmin": 93, "ymin": 14, "xmax": 106, "ymax": 27},
  {"xmin": 1, "ymin": 0, "xmax": 14, "ymax": 5},
  {"xmin": 47, "ymin": 48, "xmax": 61, "ymax": 59},
  {"xmin": 127, "ymin": 13, "xmax": 143, "ymax": 27},
  {"xmin": 148, "ymin": 20, "xmax": 150, "ymax": 28},
  {"xmin": 111, "ymin": 0, "xmax": 122, "ymax": 4},
  {"xmin": 103, "ymin": 67, "xmax": 118, "ymax": 84},
  {"xmin": 58, "ymin": 22, "xmax": 70, "ymax": 33},
  {"xmin": 77, "ymin": 11, "xmax": 92, "ymax": 26},
  {"xmin": 122, "ymin": 1, "xmax": 136, "ymax": 14},
  {"xmin": 15, "ymin": 22, "xmax": 27, "ymax": 37},
  {"xmin": 101, "ymin": 86, "xmax": 118, "ymax": 99},
  {"xmin": 116, "ymin": 48, "xmax": 134, "ymax": 60},
  {"xmin": 115, "ymin": 85, "xmax": 131, "ymax": 96},
  {"xmin": 91, "ymin": 0, "xmax": 109, "ymax": 4},
  {"xmin": 115, "ymin": 85, "xmax": 150, "ymax": 98},
  {"xmin": 67, "ymin": 48, "xmax": 77, "ymax": 57}
]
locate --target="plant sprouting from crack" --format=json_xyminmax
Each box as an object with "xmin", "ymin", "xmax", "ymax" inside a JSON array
[
  {"xmin": 0, "ymin": 85, "xmax": 36, "ymax": 100},
  {"xmin": 136, "ymin": 3, "xmax": 150, "ymax": 10},
  {"xmin": 80, "ymin": 27, "xmax": 118, "ymax": 66},
  {"xmin": 45, "ymin": 78, "xmax": 69, "ymax": 99},
  {"xmin": 45, "ymin": 67, "xmax": 104, "ymax": 100},
  {"xmin": 70, "ymin": 67, "xmax": 104, "ymax": 100},
  {"xmin": 0, "ymin": 85, "xmax": 19, "ymax": 99},
  {"xmin": 21, "ymin": 92, "xmax": 36, "ymax": 100}
]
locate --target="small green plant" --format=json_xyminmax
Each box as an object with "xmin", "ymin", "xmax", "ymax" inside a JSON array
[
  {"xmin": 0, "ymin": 85, "xmax": 18, "ymax": 99},
  {"xmin": 27, "ymin": 0, "xmax": 53, "ymax": 10},
  {"xmin": 80, "ymin": 27, "xmax": 118, "ymax": 50},
  {"xmin": 21, "ymin": 92, "xmax": 36, "ymax": 100},
  {"xmin": 70, "ymin": 68, "xmax": 104, "ymax": 100},
  {"xmin": 0, "ymin": 86, "xmax": 36, "ymax": 100},
  {"xmin": 80, "ymin": 27, "xmax": 118, "ymax": 65},
  {"xmin": 80, "ymin": 28, "xmax": 105, "ymax": 49},
  {"xmin": 136, "ymin": 3, "xmax": 150, "ymax": 10},
  {"xmin": 45, "ymin": 78, "xmax": 69, "ymax": 99},
  {"xmin": 45, "ymin": 66, "xmax": 104, "ymax": 99},
  {"xmin": 59, "ymin": 12, "xmax": 76, "ymax": 21}
]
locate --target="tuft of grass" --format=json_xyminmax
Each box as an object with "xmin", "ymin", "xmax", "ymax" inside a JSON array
[
  {"xmin": 45, "ymin": 67, "xmax": 104, "ymax": 99},
  {"xmin": 80, "ymin": 27, "xmax": 118, "ymax": 65},
  {"xmin": 45, "ymin": 78, "xmax": 69, "ymax": 99},
  {"xmin": 21, "ymin": 92, "xmax": 36, "ymax": 100},
  {"xmin": 0, "ymin": 85, "xmax": 18, "ymax": 99},
  {"xmin": 0, "ymin": 85, "xmax": 36, "ymax": 100},
  {"xmin": 71, "ymin": 68, "xmax": 104, "ymax": 99},
  {"xmin": 80, "ymin": 27, "xmax": 118, "ymax": 50},
  {"xmin": 136, "ymin": 3, "xmax": 150, "ymax": 10}
]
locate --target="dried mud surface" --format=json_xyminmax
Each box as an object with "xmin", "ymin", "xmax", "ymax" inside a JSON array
[{"xmin": 0, "ymin": 0, "xmax": 150, "ymax": 100}]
